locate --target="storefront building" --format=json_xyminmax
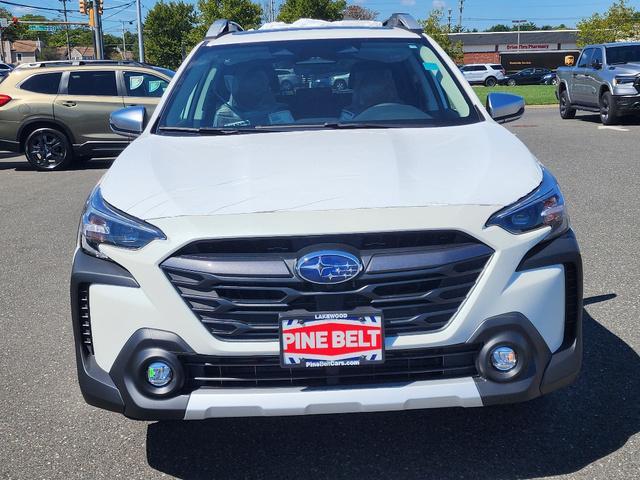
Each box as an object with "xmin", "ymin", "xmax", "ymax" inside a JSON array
[{"xmin": 449, "ymin": 30, "xmax": 581, "ymax": 71}]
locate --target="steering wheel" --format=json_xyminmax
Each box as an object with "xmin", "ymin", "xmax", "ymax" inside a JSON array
[{"xmin": 353, "ymin": 103, "xmax": 431, "ymax": 122}]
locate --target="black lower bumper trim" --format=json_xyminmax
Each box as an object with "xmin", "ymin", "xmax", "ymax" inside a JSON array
[
  {"xmin": 71, "ymin": 250, "xmax": 139, "ymax": 415},
  {"xmin": 614, "ymin": 95, "xmax": 640, "ymax": 111}
]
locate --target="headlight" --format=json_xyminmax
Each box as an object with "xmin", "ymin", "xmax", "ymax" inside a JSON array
[
  {"xmin": 486, "ymin": 167, "xmax": 569, "ymax": 240},
  {"xmin": 79, "ymin": 186, "xmax": 166, "ymax": 259},
  {"xmin": 615, "ymin": 75, "xmax": 637, "ymax": 85}
]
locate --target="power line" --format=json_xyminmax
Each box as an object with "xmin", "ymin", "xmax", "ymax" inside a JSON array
[
  {"xmin": 102, "ymin": 1, "xmax": 136, "ymax": 20},
  {"xmin": 0, "ymin": 0, "xmax": 69, "ymax": 13}
]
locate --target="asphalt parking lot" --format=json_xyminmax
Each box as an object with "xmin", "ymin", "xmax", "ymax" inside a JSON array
[{"xmin": 0, "ymin": 107, "xmax": 638, "ymax": 480}]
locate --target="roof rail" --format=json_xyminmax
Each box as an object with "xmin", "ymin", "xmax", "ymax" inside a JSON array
[
  {"xmin": 205, "ymin": 19, "xmax": 244, "ymax": 39},
  {"xmin": 382, "ymin": 13, "xmax": 423, "ymax": 34},
  {"xmin": 16, "ymin": 59, "xmax": 147, "ymax": 69}
]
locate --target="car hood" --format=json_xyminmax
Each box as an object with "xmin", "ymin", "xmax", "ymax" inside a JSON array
[
  {"xmin": 100, "ymin": 122, "xmax": 542, "ymax": 220},
  {"xmin": 609, "ymin": 62, "xmax": 640, "ymax": 75}
]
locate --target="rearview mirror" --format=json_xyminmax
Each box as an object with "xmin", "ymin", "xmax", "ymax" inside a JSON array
[
  {"xmin": 486, "ymin": 92, "xmax": 525, "ymax": 124},
  {"xmin": 110, "ymin": 105, "xmax": 146, "ymax": 138}
]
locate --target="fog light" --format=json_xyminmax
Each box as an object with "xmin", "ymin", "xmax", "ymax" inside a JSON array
[
  {"xmin": 490, "ymin": 346, "xmax": 518, "ymax": 372},
  {"xmin": 146, "ymin": 361, "xmax": 173, "ymax": 387}
]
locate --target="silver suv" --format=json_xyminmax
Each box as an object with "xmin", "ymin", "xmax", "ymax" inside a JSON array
[
  {"xmin": 556, "ymin": 42, "xmax": 640, "ymax": 125},
  {"xmin": 460, "ymin": 64, "xmax": 505, "ymax": 87}
]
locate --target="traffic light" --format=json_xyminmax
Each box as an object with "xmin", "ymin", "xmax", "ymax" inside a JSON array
[
  {"xmin": 79, "ymin": 0, "xmax": 86, "ymax": 15},
  {"xmin": 88, "ymin": 8, "xmax": 95, "ymax": 27},
  {"xmin": 97, "ymin": 0, "xmax": 103, "ymax": 15}
]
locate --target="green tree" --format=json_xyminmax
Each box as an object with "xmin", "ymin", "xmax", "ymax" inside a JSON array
[
  {"xmin": 343, "ymin": 4, "xmax": 377, "ymax": 20},
  {"xmin": 193, "ymin": 0, "xmax": 262, "ymax": 40},
  {"xmin": 514, "ymin": 21, "xmax": 539, "ymax": 31},
  {"xmin": 48, "ymin": 28, "xmax": 94, "ymax": 49},
  {"xmin": 277, "ymin": 0, "xmax": 347, "ymax": 23},
  {"xmin": 577, "ymin": 0, "xmax": 640, "ymax": 46},
  {"xmin": 0, "ymin": 8, "xmax": 24, "ymax": 42},
  {"xmin": 144, "ymin": 0, "xmax": 197, "ymax": 69},
  {"xmin": 11, "ymin": 14, "xmax": 52, "ymax": 42},
  {"xmin": 421, "ymin": 9, "xmax": 463, "ymax": 63},
  {"xmin": 485, "ymin": 24, "xmax": 510, "ymax": 32}
]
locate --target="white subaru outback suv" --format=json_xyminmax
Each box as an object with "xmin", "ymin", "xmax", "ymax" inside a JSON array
[{"xmin": 71, "ymin": 14, "xmax": 582, "ymax": 420}]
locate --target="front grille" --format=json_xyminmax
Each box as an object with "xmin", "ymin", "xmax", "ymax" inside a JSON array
[
  {"xmin": 161, "ymin": 231, "xmax": 493, "ymax": 341},
  {"xmin": 78, "ymin": 284, "xmax": 94, "ymax": 355},
  {"xmin": 182, "ymin": 343, "xmax": 480, "ymax": 389}
]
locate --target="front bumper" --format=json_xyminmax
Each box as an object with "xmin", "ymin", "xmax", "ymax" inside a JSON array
[
  {"xmin": 71, "ymin": 226, "xmax": 583, "ymax": 420},
  {"xmin": 613, "ymin": 94, "xmax": 640, "ymax": 112}
]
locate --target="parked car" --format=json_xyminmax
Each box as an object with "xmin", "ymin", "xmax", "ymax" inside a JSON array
[
  {"xmin": 276, "ymin": 68, "xmax": 302, "ymax": 93},
  {"xmin": 0, "ymin": 60, "xmax": 173, "ymax": 170},
  {"xmin": 541, "ymin": 72, "xmax": 558, "ymax": 85},
  {"xmin": 72, "ymin": 14, "xmax": 582, "ymax": 421},
  {"xmin": 0, "ymin": 62, "xmax": 13, "ymax": 77},
  {"xmin": 501, "ymin": 68, "xmax": 552, "ymax": 86},
  {"xmin": 556, "ymin": 42, "xmax": 640, "ymax": 125},
  {"xmin": 460, "ymin": 63, "xmax": 505, "ymax": 86},
  {"xmin": 331, "ymin": 73, "xmax": 350, "ymax": 90}
]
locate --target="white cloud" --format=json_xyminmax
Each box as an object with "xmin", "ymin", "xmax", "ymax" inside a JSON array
[
  {"xmin": 13, "ymin": 6, "xmax": 36, "ymax": 14},
  {"xmin": 432, "ymin": 0, "xmax": 447, "ymax": 8},
  {"xmin": 401, "ymin": 0, "xmax": 417, "ymax": 6}
]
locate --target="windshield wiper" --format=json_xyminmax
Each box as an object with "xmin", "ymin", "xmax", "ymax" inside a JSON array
[
  {"xmin": 254, "ymin": 122, "xmax": 395, "ymax": 131},
  {"xmin": 157, "ymin": 126, "xmax": 273, "ymax": 135}
]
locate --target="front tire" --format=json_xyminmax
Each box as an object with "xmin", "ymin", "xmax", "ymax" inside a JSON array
[
  {"xmin": 484, "ymin": 76, "xmax": 497, "ymax": 87},
  {"xmin": 600, "ymin": 91, "xmax": 619, "ymax": 125},
  {"xmin": 559, "ymin": 90, "xmax": 576, "ymax": 119},
  {"xmin": 24, "ymin": 127, "xmax": 73, "ymax": 171},
  {"xmin": 507, "ymin": 79, "xmax": 517, "ymax": 87}
]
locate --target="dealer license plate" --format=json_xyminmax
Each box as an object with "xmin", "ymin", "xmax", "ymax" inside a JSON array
[{"xmin": 279, "ymin": 311, "xmax": 384, "ymax": 368}]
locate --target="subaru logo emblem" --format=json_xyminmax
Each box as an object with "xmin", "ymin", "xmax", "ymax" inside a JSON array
[{"xmin": 296, "ymin": 250, "xmax": 363, "ymax": 284}]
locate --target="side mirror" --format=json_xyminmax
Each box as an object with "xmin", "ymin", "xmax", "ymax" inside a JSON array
[
  {"xmin": 110, "ymin": 105, "xmax": 146, "ymax": 138},
  {"xmin": 591, "ymin": 59, "xmax": 602, "ymax": 70},
  {"xmin": 486, "ymin": 92, "xmax": 525, "ymax": 124}
]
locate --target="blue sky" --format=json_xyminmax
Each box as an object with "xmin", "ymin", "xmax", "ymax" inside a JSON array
[{"xmin": 10, "ymin": 0, "xmax": 640, "ymax": 36}]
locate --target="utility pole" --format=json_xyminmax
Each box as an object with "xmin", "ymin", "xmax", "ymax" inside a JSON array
[
  {"xmin": 136, "ymin": 0, "xmax": 144, "ymax": 62},
  {"xmin": 447, "ymin": 8, "xmax": 452, "ymax": 33},
  {"xmin": 92, "ymin": 1, "xmax": 104, "ymax": 59},
  {"xmin": 120, "ymin": 20, "xmax": 127, "ymax": 60},
  {"xmin": 0, "ymin": 18, "xmax": 6, "ymax": 63},
  {"xmin": 263, "ymin": 0, "xmax": 275, "ymax": 23},
  {"xmin": 458, "ymin": 0, "xmax": 464, "ymax": 30},
  {"xmin": 512, "ymin": 20, "xmax": 527, "ymax": 52},
  {"xmin": 59, "ymin": 0, "xmax": 71, "ymax": 59}
]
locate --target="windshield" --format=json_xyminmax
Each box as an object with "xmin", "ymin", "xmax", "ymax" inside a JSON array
[
  {"xmin": 606, "ymin": 45, "xmax": 640, "ymax": 64},
  {"xmin": 156, "ymin": 37, "xmax": 479, "ymax": 133}
]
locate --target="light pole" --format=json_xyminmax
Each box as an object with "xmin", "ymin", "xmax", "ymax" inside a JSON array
[
  {"xmin": 59, "ymin": 0, "xmax": 71, "ymax": 59},
  {"xmin": 120, "ymin": 20, "xmax": 133, "ymax": 60},
  {"xmin": 136, "ymin": 0, "xmax": 144, "ymax": 62},
  {"xmin": 512, "ymin": 20, "xmax": 527, "ymax": 52}
]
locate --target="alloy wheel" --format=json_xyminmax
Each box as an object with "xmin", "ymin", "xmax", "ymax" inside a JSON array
[{"xmin": 27, "ymin": 131, "xmax": 67, "ymax": 170}]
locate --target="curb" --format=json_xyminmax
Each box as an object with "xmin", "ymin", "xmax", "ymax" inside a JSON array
[{"xmin": 526, "ymin": 104, "xmax": 557, "ymax": 109}]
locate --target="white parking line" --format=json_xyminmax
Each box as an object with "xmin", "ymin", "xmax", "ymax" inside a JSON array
[{"xmin": 598, "ymin": 125, "xmax": 630, "ymax": 132}]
